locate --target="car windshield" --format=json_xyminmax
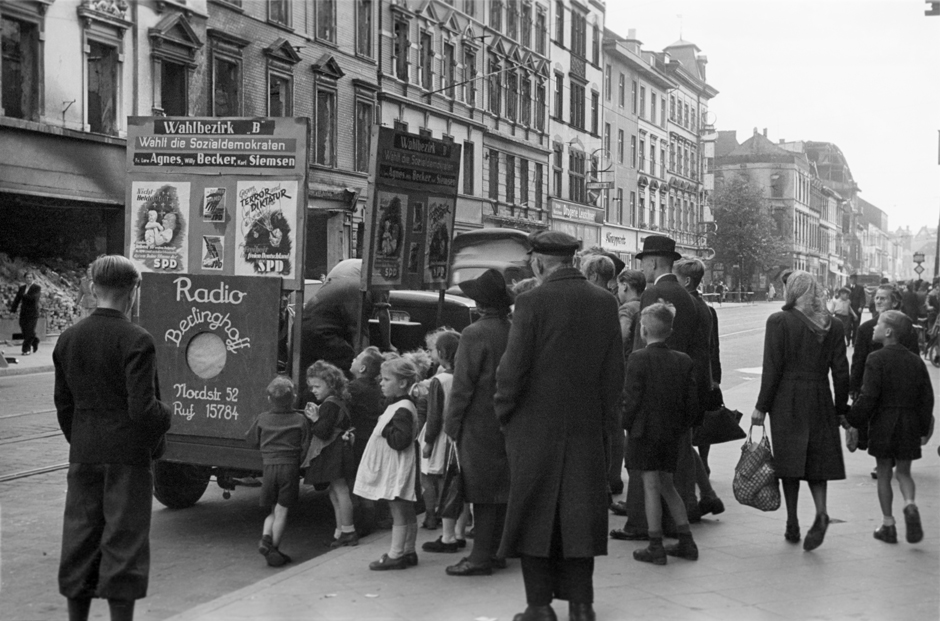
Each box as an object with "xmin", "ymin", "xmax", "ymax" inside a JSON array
[{"xmin": 451, "ymin": 267, "xmax": 487, "ymax": 286}]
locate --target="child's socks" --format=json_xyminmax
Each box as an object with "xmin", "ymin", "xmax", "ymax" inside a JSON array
[
  {"xmin": 389, "ymin": 525, "xmax": 406, "ymax": 559},
  {"xmin": 883, "ymin": 516, "xmax": 896, "ymax": 527},
  {"xmin": 404, "ymin": 523, "xmax": 418, "ymax": 554}
]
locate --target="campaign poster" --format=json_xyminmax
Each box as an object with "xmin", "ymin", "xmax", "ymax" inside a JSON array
[
  {"xmin": 369, "ymin": 191, "xmax": 408, "ymax": 286},
  {"xmin": 202, "ymin": 187, "xmax": 226, "ymax": 222},
  {"xmin": 130, "ymin": 181, "xmax": 190, "ymax": 273},
  {"xmin": 234, "ymin": 180, "xmax": 297, "ymax": 278},
  {"xmin": 202, "ymin": 235, "xmax": 224, "ymax": 270},
  {"xmin": 424, "ymin": 197, "xmax": 454, "ymax": 285}
]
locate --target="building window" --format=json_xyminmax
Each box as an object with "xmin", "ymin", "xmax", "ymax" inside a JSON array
[
  {"xmin": 661, "ymin": 97, "xmax": 666, "ymax": 128},
  {"xmin": 569, "ymin": 80, "xmax": 584, "ymax": 129},
  {"xmin": 631, "ymin": 80, "xmax": 637, "ymax": 114},
  {"xmin": 630, "ymin": 134, "xmax": 636, "ymax": 168},
  {"xmin": 650, "ymin": 93, "xmax": 656, "ymax": 125},
  {"xmin": 521, "ymin": 2, "xmax": 532, "ymax": 48},
  {"xmin": 87, "ymin": 40, "xmax": 119, "ymax": 135},
  {"xmin": 315, "ymin": 88, "xmax": 336, "ymax": 166},
  {"xmin": 535, "ymin": 163, "xmax": 544, "ymax": 210},
  {"xmin": 669, "ymin": 138, "xmax": 676, "ymax": 170},
  {"xmin": 639, "ymin": 85, "xmax": 645, "ymax": 119},
  {"xmin": 464, "ymin": 0, "xmax": 476, "ymax": 17},
  {"xmin": 604, "ymin": 123, "xmax": 611, "ymax": 154},
  {"xmin": 492, "ymin": 0, "xmax": 503, "ymax": 32},
  {"xmin": 630, "ymin": 191, "xmax": 637, "ymax": 225},
  {"xmin": 535, "ymin": 80, "xmax": 545, "ymax": 131},
  {"xmin": 617, "ymin": 129, "xmax": 624, "ymax": 164},
  {"xmin": 660, "ymin": 145, "xmax": 666, "ymax": 177},
  {"xmin": 463, "ymin": 141, "xmax": 474, "ymax": 194},
  {"xmin": 357, "ymin": 0, "xmax": 373, "ymax": 57},
  {"xmin": 419, "ymin": 31, "xmax": 433, "ymax": 89},
  {"xmin": 489, "ymin": 57, "xmax": 502, "ymax": 113},
  {"xmin": 649, "ymin": 141, "xmax": 656, "ymax": 177},
  {"xmin": 506, "ymin": 70, "xmax": 518, "ymax": 122},
  {"xmin": 489, "ymin": 149, "xmax": 499, "ymax": 200},
  {"xmin": 1, "ymin": 16, "xmax": 40, "ymax": 121},
  {"xmin": 570, "ymin": 9, "xmax": 586, "ymax": 58},
  {"xmin": 590, "ymin": 90, "xmax": 598, "ymax": 135},
  {"xmin": 535, "ymin": 7, "xmax": 547, "ymax": 54},
  {"xmin": 684, "ymin": 102, "xmax": 689, "ymax": 127},
  {"xmin": 568, "ymin": 150, "xmax": 585, "ymax": 203},
  {"xmin": 639, "ymin": 194, "xmax": 645, "ymax": 226},
  {"xmin": 212, "ymin": 55, "xmax": 240, "ymax": 116},
  {"xmin": 317, "ymin": 0, "xmax": 335, "ymax": 42},
  {"xmin": 269, "ymin": 0, "xmax": 290, "ymax": 27},
  {"xmin": 520, "ymin": 158, "xmax": 529, "ymax": 206},
  {"xmin": 268, "ymin": 72, "xmax": 291, "ymax": 116},
  {"xmin": 554, "ymin": 0, "xmax": 564, "ymax": 44},
  {"xmin": 506, "ymin": 0, "xmax": 517, "ymax": 40},
  {"xmin": 639, "ymin": 137, "xmax": 645, "ymax": 171},
  {"xmin": 355, "ymin": 99, "xmax": 373, "ymax": 172},
  {"xmin": 604, "ymin": 64, "xmax": 611, "ymax": 101},
  {"xmin": 443, "ymin": 42, "xmax": 455, "ymax": 97},
  {"xmin": 669, "ymin": 195, "xmax": 675, "ymax": 228},
  {"xmin": 553, "ymin": 71, "xmax": 563, "ymax": 118},
  {"xmin": 670, "ymin": 95, "xmax": 676, "ymax": 120},
  {"xmin": 592, "ymin": 23, "xmax": 600, "ymax": 65},
  {"xmin": 160, "ymin": 61, "xmax": 188, "ymax": 116},
  {"xmin": 618, "ymin": 74, "xmax": 624, "ymax": 107},
  {"xmin": 521, "ymin": 76, "xmax": 531, "ymax": 126},
  {"xmin": 552, "ymin": 142, "xmax": 563, "ymax": 198},
  {"xmin": 691, "ymin": 108, "xmax": 697, "ymax": 132},
  {"xmin": 617, "ymin": 188, "xmax": 624, "ymax": 224},
  {"xmin": 393, "ymin": 20, "xmax": 409, "ymax": 81},
  {"xmin": 506, "ymin": 154, "xmax": 516, "ymax": 204}
]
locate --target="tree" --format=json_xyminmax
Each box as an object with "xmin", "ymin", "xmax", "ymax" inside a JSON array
[{"xmin": 710, "ymin": 174, "xmax": 789, "ymax": 288}]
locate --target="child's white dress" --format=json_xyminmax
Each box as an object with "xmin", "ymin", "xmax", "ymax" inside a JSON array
[
  {"xmin": 354, "ymin": 398, "xmax": 418, "ymax": 501},
  {"xmin": 418, "ymin": 372, "xmax": 453, "ymax": 476}
]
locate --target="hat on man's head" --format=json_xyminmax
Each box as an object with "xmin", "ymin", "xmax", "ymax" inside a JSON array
[
  {"xmin": 526, "ymin": 230, "xmax": 581, "ymax": 256},
  {"xmin": 458, "ymin": 268, "xmax": 513, "ymax": 309},
  {"xmin": 635, "ymin": 235, "xmax": 681, "ymax": 262}
]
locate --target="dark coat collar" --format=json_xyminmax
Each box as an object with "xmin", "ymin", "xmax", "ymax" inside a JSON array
[
  {"xmin": 646, "ymin": 341, "xmax": 670, "ymax": 349},
  {"xmin": 543, "ymin": 266, "xmax": 586, "ymax": 284},
  {"xmin": 92, "ymin": 308, "xmax": 129, "ymax": 320}
]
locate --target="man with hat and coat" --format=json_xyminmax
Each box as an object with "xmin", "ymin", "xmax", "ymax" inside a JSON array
[
  {"xmin": 495, "ymin": 231, "xmax": 623, "ymax": 621},
  {"xmin": 611, "ymin": 235, "xmax": 709, "ymax": 540}
]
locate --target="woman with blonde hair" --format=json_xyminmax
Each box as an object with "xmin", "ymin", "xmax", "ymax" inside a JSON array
[{"xmin": 751, "ymin": 270, "xmax": 849, "ymax": 551}]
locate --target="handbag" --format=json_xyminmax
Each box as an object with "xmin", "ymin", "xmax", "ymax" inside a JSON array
[
  {"xmin": 438, "ymin": 444, "xmax": 465, "ymax": 520},
  {"xmin": 845, "ymin": 426, "xmax": 859, "ymax": 452},
  {"xmin": 692, "ymin": 406, "xmax": 747, "ymax": 446},
  {"xmin": 733, "ymin": 426, "xmax": 781, "ymax": 512}
]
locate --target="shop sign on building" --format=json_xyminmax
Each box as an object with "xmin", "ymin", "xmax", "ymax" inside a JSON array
[
  {"xmin": 551, "ymin": 199, "xmax": 604, "ymax": 224},
  {"xmin": 602, "ymin": 226, "xmax": 635, "ymax": 254}
]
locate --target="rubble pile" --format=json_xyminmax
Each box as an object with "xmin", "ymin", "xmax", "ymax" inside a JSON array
[{"xmin": 0, "ymin": 253, "xmax": 86, "ymax": 335}]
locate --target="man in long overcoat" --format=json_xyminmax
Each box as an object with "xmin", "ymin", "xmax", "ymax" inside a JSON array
[
  {"xmin": 11, "ymin": 272, "xmax": 41, "ymax": 355},
  {"xmin": 54, "ymin": 255, "xmax": 172, "ymax": 621},
  {"xmin": 495, "ymin": 231, "xmax": 623, "ymax": 621}
]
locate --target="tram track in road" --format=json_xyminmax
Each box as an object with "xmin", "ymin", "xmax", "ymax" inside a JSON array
[
  {"xmin": 0, "ymin": 403, "xmax": 69, "ymax": 484},
  {"xmin": 0, "ymin": 462, "xmax": 69, "ymax": 483}
]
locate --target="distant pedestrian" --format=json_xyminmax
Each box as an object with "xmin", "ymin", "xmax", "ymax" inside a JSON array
[
  {"xmin": 848, "ymin": 311, "xmax": 934, "ymax": 545},
  {"xmin": 247, "ymin": 377, "xmax": 309, "ymax": 567},
  {"xmin": 714, "ymin": 280, "xmax": 724, "ymax": 305},
  {"xmin": 495, "ymin": 231, "xmax": 623, "ymax": 621},
  {"xmin": 847, "ymin": 274, "xmax": 867, "ymax": 343},
  {"xmin": 54, "ymin": 255, "xmax": 171, "ymax": 621},
  {"xmin": 828, "ymin": 288, "xmax": 857, "ymax": 347},
  {"xmin": 768, "ymin": 283, "xmax": 776, "ymax": 301},
  {"xmin": 623, "ymin": 303, "xmax": 700, "ymax": 565},
  {"xmin": 354, "ymin": 357, "xmax": 421, "ymax": 570},
  {"xmin": 11, "ymin": 271, "xmax": 41, "ymax": 355},
  {"xmin": 76, "ymin": 265, "xmax": 98, "ymax": 320}
]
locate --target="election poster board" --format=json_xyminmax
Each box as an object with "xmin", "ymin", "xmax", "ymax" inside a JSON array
[
  {"xmin": 140, "ymin": 273, "xmax": 280, "ymax": 440},
  {"xmin": 125, "ymin": 117, "xmax": 308, "ymax": 291},
  {"xmin": 361, "ymin": 127, "xmax": 461, "ymax": 290}
]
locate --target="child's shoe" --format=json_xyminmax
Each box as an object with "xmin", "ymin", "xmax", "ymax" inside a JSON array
[
  {"xmin": 329, "ymin": 531, "xmax": 359, "ymax": 548},
  {"xmin": 258, "ymin": 534, "xmax": 273, "ymax": 556},
  {"xmin": 421, "ymin": 517, "xmax": 440, "ymax": 530},
  {"xmin": 265, "ymin": 548, "xmax": 291, "ymax": 567},
  {"xmin": 403, "ymin": 552, "xmax": 419, "ymax": 566},
  {"xmin": 422, "ymin": 536, "xmax": 460, "ymax": 553},
  {"xmin": 633, "ymin": 538, "xmax": 667, "ymax": 565},
  {"xmin": 873, "ymin": 524, "xmax": 898, "ymax": 544},
  {"xmin": 664, "ymin": 533, "xmax": 699, "ymax": 560},
  {"xmin": 369, "ymin": 553, "xmax": 408, "ymax": 570},
  {"xmin": 904, "ymin": 505, "xmax": 924, "ymax": 544}
]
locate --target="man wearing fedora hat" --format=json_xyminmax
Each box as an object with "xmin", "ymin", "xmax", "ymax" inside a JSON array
[
  {"xmin": 495, "ymin": 231, "xmax": 623, "ymax": 621},
  {"xmin": 611, "ymin": 235, "xmax": 710, "ymax": 541}
]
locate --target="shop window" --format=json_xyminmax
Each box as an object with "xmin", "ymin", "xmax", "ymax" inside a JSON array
[
  {"xmin": 87, "ymin": 40, "xmax": 119, "ymax": 135},
  {"xmin": 357, "ymin": 0, "xmax": 373, "ymax": 57},
  {"xmin": 355, "ymin": 99, "xmax": 373, "ymax": 172},
  {"xmin": 212, "ymin": 55, "xmax": 240, "ymax": 116},
  {"xmin": 268, "ymin": 73, "xmax": 291, "ymax": 116},
  {"xmin": 315, "ymin": 88, "xmax": 336, "ymax": 166},
  {"xmin": 1, "ymin": 16, "xmax": 40, "ymax": 121},
  {"xmin": 317, "ymin": 0, "xmax": 335, "ymax": 43}
]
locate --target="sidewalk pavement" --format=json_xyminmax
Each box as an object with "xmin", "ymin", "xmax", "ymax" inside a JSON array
[
  {"xmin": 164, "ymin": 376, "xmax": 940, "ymax": 621},
  {"xmin": 0, "ymin": 334, "xmax": 57, "ymax": 377}
]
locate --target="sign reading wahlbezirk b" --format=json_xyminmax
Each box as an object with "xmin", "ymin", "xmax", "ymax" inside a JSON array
[
  {"xmin": 361, "ymin": 126, "xmax": 462, "ymax": 290},
  {"xmin": 125, "ymin": 116, "xmax": 308, "ymax": 291}
]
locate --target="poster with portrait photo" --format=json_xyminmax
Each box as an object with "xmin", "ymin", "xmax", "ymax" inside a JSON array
[
  {"xmin": 369, "ymin": 190, "xmax": 408, "ymax": 287},
  {"xmin": 407, "ymin": 242, "xmax": 421, "ymax": 274},
  {"xmin": 202, "ymin": 187, "xmax": 227, "ymax": 222},
  {"xmin": 234, "ymin": 180, "xmax": 297, "ymax": 278},
  {"xmin": 202, "ymin": 235, "xmax": 224, "ymax": 270},
  {"xmin": 424, "ymin": 196, "xmax": 455, "ymax": 286},
  {"xmin": 130, "ymin": 181, "xmax": 190, "ymax": 273}
]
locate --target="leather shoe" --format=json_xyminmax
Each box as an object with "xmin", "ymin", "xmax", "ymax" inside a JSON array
[
  {"xmin": 904, "ymin": 504, "xmax": 923, "ymax": 544},
  {"xmin": 369, "ymin": 553, "xmax": 408, "ymax": 570},
  {"xmin": 569, "ymin": 602, "xmax": 596, "ymax": 621},
  {"xmin": 422, "ymin": 537, "xmax": 460, "ymax": 553},
  {"xmin": 445, "ymin": 557, "xmax": 492, "ymax": 576},
  {"xmin": 873, "ymin": 524, "xmax": 898, "ymax": 544},
  {"xmin": 784, "ymin": 521, "xmax": 801, "ymax": 543},
  {"xmin": 403, "ymin": 552, "xmax": 419, "ymax": 566},
  {"xmin": 512, "ymin": 605, "xmax": 557, "ymax": 621},
  {"xmin": 491, "ymin": 555, "xmax": 508, "ymax": 570},
  {"xmin": 699, "ymin": 495, "xmax": 725, "ymax": 516},
  {"xmin": 610, "ymin": 527, "xmax": 648, "ymax": 541},
  {"xmin": 803, "ymin": 514, "xmax": 829, "ymax": 551},
  {"xmin": 609, "ymin": 501, "xmax": 628, "ymax": 516}
]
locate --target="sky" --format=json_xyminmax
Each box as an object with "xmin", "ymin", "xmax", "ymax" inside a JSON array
[{"xmin": 606, "ymin": 0, "xmax": 940, "ymax": 232}]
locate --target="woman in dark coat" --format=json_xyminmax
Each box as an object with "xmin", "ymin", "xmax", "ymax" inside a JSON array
[
  {"xmin": 442, "ymin": 269, "xmax": 513, "ymax": 576},
  {"xmin": 751, "ymin": 270, "xmax": 849, "ymax": 551}
]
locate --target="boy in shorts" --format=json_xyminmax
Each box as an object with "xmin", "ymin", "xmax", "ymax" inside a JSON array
[
  {"xmin": 849, "ymin": 310, "xmax": 935, "ymax": 544},
  {"xmin": 246, "ymin": 376, "xmax": 310, "ymax": 566}
]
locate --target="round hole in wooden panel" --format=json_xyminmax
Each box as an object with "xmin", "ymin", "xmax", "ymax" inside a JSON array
[{"xmin": 186, "ymin": 331, "xmax": 227, "ymax": 379}]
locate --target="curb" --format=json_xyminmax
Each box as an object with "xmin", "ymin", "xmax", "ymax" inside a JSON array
[{"xmin": 0, "ymin": 364, "xmax": 54, "ymax": 378}]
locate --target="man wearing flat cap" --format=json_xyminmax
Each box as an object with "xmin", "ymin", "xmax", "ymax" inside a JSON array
[
  {"xmin": 495, "ymin": 230, "xmax": 624, "ymax": 621},
  {"xmin": 611, "ymin": 235, "xmax": 710, "ymax": 541}
]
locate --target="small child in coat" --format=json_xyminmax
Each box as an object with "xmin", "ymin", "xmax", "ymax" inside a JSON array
[
  {"xmin": 848, "ymin": 310, "xmax": 935, "ymax": 544},
  {"xmin": 354, "ymin": 357, "xmax": 422, "ymax": 570},
  {"xmin": 623, "ymin": 303, "xmax": 699, "ymax": 565},
  {"xmin": 245, "ymin": 376, "xmax": 309, "ymax": 567}
]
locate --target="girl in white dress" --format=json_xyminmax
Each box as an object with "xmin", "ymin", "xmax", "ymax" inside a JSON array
[{"xmin": 354, "ymin": 357, "xmax": 420, "ymax": 570}]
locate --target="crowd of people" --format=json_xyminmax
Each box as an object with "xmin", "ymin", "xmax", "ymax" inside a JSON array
[{"xmin": 51, "ymin": 245, "xmax": 936, "ymax": 621}]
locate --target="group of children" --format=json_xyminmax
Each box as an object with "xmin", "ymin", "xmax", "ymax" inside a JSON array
[{"xmin": 245, "ymin": 328, "xmax": 468, "ymax": 570}]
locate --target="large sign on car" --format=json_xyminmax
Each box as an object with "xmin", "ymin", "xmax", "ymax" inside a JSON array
[
  {"xmin": 125, "ymin": 117, "xmax": 308, "ymax": 291},
  {"xmin": 361, "ymin": 127, "xmax": 462, "ymax": 290}
]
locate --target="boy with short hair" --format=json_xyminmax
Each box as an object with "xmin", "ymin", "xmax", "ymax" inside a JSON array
[
  {"xmin": 848, "ymin": 310, "xmax": 934, "ymax": 544},
  {"xmin": 623, "ymin": 303, "xmax": 699, "ymax": 565},
  {"xmin": 246, "ymin": 376, "xmax": 309, "ymax": 566}
]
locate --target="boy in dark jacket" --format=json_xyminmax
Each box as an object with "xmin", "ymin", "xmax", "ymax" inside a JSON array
[
  {"xmin": 246, "ymin": 376, "xmax": 309, "ymax": 566},
  {"xmin": 623, "ymin": 303, "xmax": 699, "ymax": 565},
  {"xmin": 849, "ymin": 310, "xmax": 934, "ymax": 545}
]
